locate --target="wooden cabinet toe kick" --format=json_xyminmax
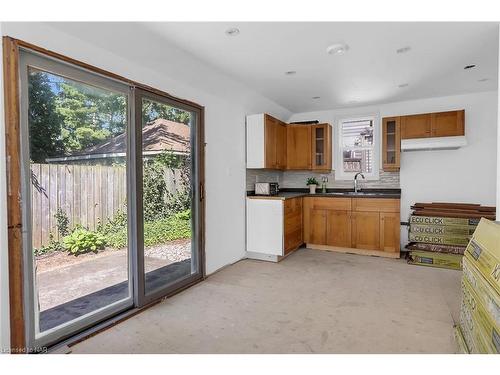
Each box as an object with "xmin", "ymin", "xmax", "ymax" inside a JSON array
[{"xmin": 306, "ymin": 244, "xmax": 401, "ymax": 259}]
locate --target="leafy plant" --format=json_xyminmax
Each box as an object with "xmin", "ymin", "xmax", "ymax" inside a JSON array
[
  {"xmin": 175, "ymin": 209, "xmax": 191, "ymax": 221},
  {"xmin": 54, "ymin": 208, "xmax": 70, "ymax": 237},
  {"xmin": 63, "ymin": 228, "xmax": 106, "ymax": 255},
  {"xmin": 34, "ymin": 233, "xmax": 64, "ymax": 257},
  {"xmin": 306, "ymin": 177, "xmax": 319, "ymax": 186}
]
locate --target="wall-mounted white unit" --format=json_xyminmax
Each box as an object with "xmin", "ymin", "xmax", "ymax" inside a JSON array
[{"xmin": 401, "ymin": 136, "xmax": 467, "ymax": 151}]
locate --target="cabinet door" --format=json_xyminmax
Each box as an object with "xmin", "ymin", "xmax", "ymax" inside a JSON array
[
  {"xmin": 276, "ymin": 121, "xmax": 287, "ymax": 169},
  {"xmin": 431, "ymin": 110, "xmax": 464, "ymax": 137},
  {"xmin": 351, "ymin": 211, "xmax": 380, "ymax": 250},
  {"xmin": 401, "ymin": 114, "xmax": 431, "ymax": 139},
  {"xmin": 311, "ymin": 124, "xmax": 332, "ymax": 171},
  {"xmin": 382, "ymin": 117, "xmax": 400, "ymax": 171},
  {"xmin": 380, "ymin": 212, "xmax": 400, "ymax": 253},
  {"xmin": 284, "ymin": 198, "xmax": 303, "ymax": 254},
  {"xmin": 326, "ymin": 210, "xmax": 351, "ymax": 247},
  {"xmin": 286, "ymin": 125, "xmax": 312, "ymax": 169},
  {"xmin": 264, "ymin": 114, "xmax": 277, "ymax": 169},
  {"xmin": 309, "ymin": 208, "xmax": 327, "ymax": 245}
]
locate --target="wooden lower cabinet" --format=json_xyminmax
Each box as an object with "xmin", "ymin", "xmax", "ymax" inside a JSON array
[
  {"xmin": 380, "ymin": 212, "xmax": 400, "ymax": 253},
  {"xmin": 351, "ymin": 211, "xmax": 380, "ymax": 250},
  {"xmin": 326, "ymin": 210, "xmax": 351, "ymax": 247},
  {"xmin": 284, "ymin": 197, "xmax": 303, "ymax": 254},
  {"xmin": 304, "ymin": 197, "xmax": 400, "ymax": 258},
  {"xmin": 309, "ymin": 208, "xmax": 327, "ymax": 245}
]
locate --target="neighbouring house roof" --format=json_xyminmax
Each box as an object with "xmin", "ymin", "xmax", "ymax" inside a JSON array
[{"xmin": 46, "ymin": 119, "xmax": 190, "ymax": 162}]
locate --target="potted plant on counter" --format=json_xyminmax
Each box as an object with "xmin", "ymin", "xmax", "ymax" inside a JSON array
[{"xmin": 306, "ymin": 177, "xmax": 319, "ymax": 194}]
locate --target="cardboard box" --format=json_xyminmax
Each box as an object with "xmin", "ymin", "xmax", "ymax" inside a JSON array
[
  {"xmin": 454, "ymin": 325, "xmax": 470, "ymax": 354},
  {"xmin": 461, "ymin": 278, "xmax": 500, "ymax": 353},
  {"xmin": 408, "ymin": 250, "xmax": 462, "ymax": 270},
  {"xmin": 460, "ymin": 300, "xmax": 489, "ymax": 353},
  {"xmin": 409, "ymin": 232, "xmax": 471, "ymax": 246},
  {"xmin": 410, "ymin": 215, "xmax": 481, "ymax": 227},
  {"xmin": 464, "ymin": 219, "xmax": 500, "ymax": 296},
  {"xmin": 410, "ymin": 223, "xmax": 477, "ymax": 236},
  {"xmin": 462, "ymin": 257, "xmax": 500, "ymax": 329}
]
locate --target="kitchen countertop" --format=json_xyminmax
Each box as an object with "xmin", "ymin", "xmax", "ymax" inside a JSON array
[{"xmin": 247, "ymin": 188, "xmax": 401, "ymax": 200}]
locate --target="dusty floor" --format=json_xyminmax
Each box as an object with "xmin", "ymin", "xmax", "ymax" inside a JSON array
[{"xmin": 70, "ymin": 248, "xmax": 461, "ymax": 354}]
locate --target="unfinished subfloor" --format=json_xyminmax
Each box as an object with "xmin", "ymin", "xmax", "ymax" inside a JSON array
[{"xmin": 70, "ymin": 248, "xmax": 461, "ymax": 354}]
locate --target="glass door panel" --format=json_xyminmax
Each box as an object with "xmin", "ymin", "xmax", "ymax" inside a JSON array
[
  {"xmin": 20, "ymin": 50, "xmax": 133, "ymax": 348},
  {"xmin": 135, "ymin": 90, "xmax": 202, "ymax": 304}
]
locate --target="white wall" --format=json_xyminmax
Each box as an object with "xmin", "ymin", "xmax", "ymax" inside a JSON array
[
  {"xmin": 288, "ymin": 91, "xmax": 498, "ymax": 245},
  {"xmin": 0, "ymin": 24, "xmax": 11, "ymax": 354},
  {"xmin": 0, "ymin": 21, "xmax": 291, "ymax": 324}
]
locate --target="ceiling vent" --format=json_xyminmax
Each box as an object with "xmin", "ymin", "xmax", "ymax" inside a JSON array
[{"xmin": 401, "ymin": 136, "xmax": 467, "ymax": 151}]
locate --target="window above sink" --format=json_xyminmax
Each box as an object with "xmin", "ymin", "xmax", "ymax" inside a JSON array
[{"xmin": 335, "ymin": 115, "xmax": 380, "ymax": 181}]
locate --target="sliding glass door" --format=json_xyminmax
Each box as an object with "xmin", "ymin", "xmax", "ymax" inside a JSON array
[
  {"xmin": 19, "ymin": 50, "xmax": 204, "ymax": 350},
  {"xmin": 134, "ymin": 89, "xmax": 203, "ymax": 306}
]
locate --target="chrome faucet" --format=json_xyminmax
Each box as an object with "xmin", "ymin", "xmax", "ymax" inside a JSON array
[{"xmin": 354, "ymin": 172, "xmax": 365, "ymax": 193}]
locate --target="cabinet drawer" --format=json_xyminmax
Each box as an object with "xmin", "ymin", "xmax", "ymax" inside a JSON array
[
  {"xmin": 352, "ymin": 198, "xmax": 400, "ymax": 213},
  {"xmin": 305, "ymin": 197, "xmax": 352, "ymax": 211}
]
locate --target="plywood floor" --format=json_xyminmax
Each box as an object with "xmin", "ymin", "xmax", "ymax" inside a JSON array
[{"xmin": 70, "ymin": 248, "xmax": 461, "ymax": 353}]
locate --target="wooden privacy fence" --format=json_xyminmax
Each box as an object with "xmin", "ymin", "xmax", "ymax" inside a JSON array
[{"xmin": 30, "ymin": 163, "xmax": 184, "ymax": 249}]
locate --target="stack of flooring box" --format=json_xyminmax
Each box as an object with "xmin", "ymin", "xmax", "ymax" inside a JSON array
[
  {"xmin": 455, "ymin": 218, "xmax": 499, "ymax": 354},
  {"xmin": 406, "ymin": 202, "xmax": 496, "ymax": 270}
]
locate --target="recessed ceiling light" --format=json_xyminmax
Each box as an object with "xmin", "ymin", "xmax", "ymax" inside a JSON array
[
  {"xmin": 326, "ymin": 43, "xmax": 349, "ymax": 55},
  {"xmin": 464, "ymin": 64, "xmax": 476, "ymax": 70},
  {"xmin": 478, "ymin": 78, "xmax": 489, "ymax": 82},
  {"xmin": 225, "ymin": 27, "xmax": 240, "ymax": 36},
  {"xmin": 398, "ymin": 83, "xmax": 409, "ymax": 88},
  {"xmin": 312, "ymin": 96, "xmax": 321, "ymax": 100},
  {"xmin": 284, "ymin": 70, "xmax": 297, "ymax": 76},
  {"xmin": 396, "ymin": 46, "xmax": 411, "ymax": 54}
]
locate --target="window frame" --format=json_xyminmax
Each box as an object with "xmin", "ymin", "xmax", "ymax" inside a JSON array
[{"xmin": 335, "ymin": 115, "xmax": 380, "ymax": 181}]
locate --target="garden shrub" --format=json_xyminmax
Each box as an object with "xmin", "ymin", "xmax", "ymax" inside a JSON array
[
  {"xmin": 175, "ymin": 209, "xmax": 191, "ymax": 221},
  {"xmin": 63, "ymin": 228, "xmax": 106, "ymax": 255}
]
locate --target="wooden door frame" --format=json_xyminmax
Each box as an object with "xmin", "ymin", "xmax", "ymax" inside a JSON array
[{"xmin": 2, "ymin": 36, "xmax": 206, "ymax": 352}]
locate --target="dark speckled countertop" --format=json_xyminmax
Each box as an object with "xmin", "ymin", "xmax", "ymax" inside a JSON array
[{"xmin": 246, "ymin": 188, "xmax": 401, "ymax": 200}]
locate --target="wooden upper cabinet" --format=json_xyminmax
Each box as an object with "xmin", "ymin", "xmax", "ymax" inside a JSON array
[
  {"xmin": 286, "ymin": 124, "xmax": 312, "ymax": 170},
  {"xmin": 400, "ymin": 114, "xmax": 431, "ymax": 139},
  {"xmin": 431, "ymin": 110, "xmax": 464, "ymax": 137},
  {"xmin": 264, "ymin": 115, "xmax": 277, "ymax": 168},
  {"xmin": 263, "ymin": 114, "xmax": 286, "ymax": 170},
  {"xmin": 400, "ymin": 110, "xmax": 465, "ymax": 139},
  {"xmin": 311, "ymin": 124, "xmax": 332, "ymax": 171},
  {"xmin": 382, "ymin": 117, "xmax": 401, "ymax": 171},
  {"xmin": 275, "ymin": 121, "xmax": 287, "ymax": 169}
]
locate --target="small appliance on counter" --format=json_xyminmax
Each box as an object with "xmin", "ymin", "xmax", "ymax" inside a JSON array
[{"xmin": 254, "ymin": 182, "xmax": 279, "ymax": 196}]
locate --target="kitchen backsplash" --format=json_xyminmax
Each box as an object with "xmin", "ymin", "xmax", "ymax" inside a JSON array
[{"xmin": 246, "ymin": 169, "xmax": 400, "ymax": 191}]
